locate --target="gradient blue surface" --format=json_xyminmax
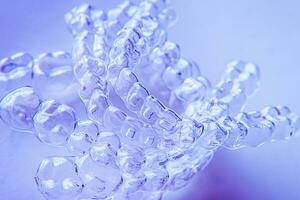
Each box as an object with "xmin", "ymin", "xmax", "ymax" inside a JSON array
[{"xmin": 0, "ymin": 0, "xmax": 300, "ymax": 199}]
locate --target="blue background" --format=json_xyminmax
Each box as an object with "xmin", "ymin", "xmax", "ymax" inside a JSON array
[{"xmin": 0, "ymin": 0, "xmax": 300, "ymax": 199}]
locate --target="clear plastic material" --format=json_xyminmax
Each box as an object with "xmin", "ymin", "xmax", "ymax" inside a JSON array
[{"xmin": 0, "ymin": 0, "xmax": 298, "ymax": 200}]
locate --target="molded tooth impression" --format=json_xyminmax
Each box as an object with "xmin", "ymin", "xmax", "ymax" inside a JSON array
[
  {"xmin": 67, "ymin": 120, "xmax": 99, "ymax": 155},
  {"xmin": 0, "ymin": 0, "xmax": 299, "ymax": 199},
  {"xmin": 0, "ymin": 52, "xmax": 33, "ymax": 98},
  {"xmin": 33, "ymin": 51, "xmax": 75, "ymax": 100},
  {"xmin": 0, "ymin": 87, "xmax": 41, "ymax": 132},
  {"xmin": 33, "ymin": 100, "xmax": 77, "ymax": 146},
  {"xmin": 35, "ymin": 156, "xmax": 84, "ymax": 200}
]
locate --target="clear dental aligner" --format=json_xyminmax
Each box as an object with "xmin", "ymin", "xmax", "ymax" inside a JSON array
[{"xmin": 0, "ymin": 0, "xmax": 299, "ymax": 200}]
